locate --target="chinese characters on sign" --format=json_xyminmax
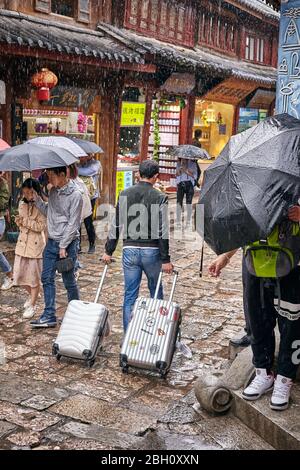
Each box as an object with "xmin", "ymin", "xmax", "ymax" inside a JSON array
[
  {"xmin": 121, "ymin": 102, "xmax": 146, "ymax": 127},
  {"xmin": 277, "ymin": 1, "xmax": 300, "ymax": 117},
  {"xmin": 115, "ymin": 170, "xmax": 133, "ymax": 203},
  {"xmin": 49, "ymin": 86, "xmax": 97, "ymax": 113}
]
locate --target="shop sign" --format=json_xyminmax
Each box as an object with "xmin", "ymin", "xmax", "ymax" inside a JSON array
[
  {"xmin": 49, "ymin": 86, "xmax": 97, "ymax": 112},
  {"xmin": 116, "ymin": 170, "xmax": 134, "ymax": 203},
  {"xmin": 160, "ymin": 73, "xmax": 196, "ymax": 94},
  {"xmin": 121, "ymin": 102, "xmax": 146, "ymax": 127},
  {"xmin": 238, "ymin": 108, "xmax": 268, "ymax": 133},
  {"xmin": 277, "ymin": 0, "xmax": 300, "ymax": 117}
]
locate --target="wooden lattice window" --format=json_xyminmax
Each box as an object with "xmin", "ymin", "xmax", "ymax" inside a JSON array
[
  {"xmin": 245, "ymin": 34, "xmax": 265, "ymax": 64},
  {"xmin": 125, "ymin": 0, "xmax": 195, "ymax": 47},
  {"xmin": 35, "ymin": 0, "xmax": 90, "ymax": 23},
  {"xmin": 198, "ymin": 8, "xmax": 237, "ymax": 55}
]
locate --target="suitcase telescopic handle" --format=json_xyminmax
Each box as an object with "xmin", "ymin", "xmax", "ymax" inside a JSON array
[
  {"xmin": 94, "ymin": 260, "xmax": 115, "ymax": 303},
  {"xmin": 154, "ymin": 270, "xmax": 178, "ymax": 304}
]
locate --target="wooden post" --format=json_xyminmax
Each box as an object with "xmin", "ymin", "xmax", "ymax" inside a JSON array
[
  {"xmin": 179, "ymin": 94, "xmax": 196, "ymax": 145},
  {"xmin": 99, "ymin": 75, "xmax": 124, "ymax": 205}
]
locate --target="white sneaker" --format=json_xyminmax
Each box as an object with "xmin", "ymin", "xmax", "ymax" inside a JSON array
[
  {"xmin": 23, "ymin": 305, "xmax": 36, "ymax": 319},
  {"xmin": 242, "ymin": 368, "xmax": 274, "ymax": 401},
  {"xmin": 270, "ymin": 375, "xmax": 293, "ymax": 411},
  {"xmin": 24, "ymin": 296, "xmax": 31, "ymax": 309},
  {"xmin": 176, "ymin": 341, "xmax": 193, "ymax": 359},
  {"xmin": 1, "ymin": 277, "xmax": 14, "ymax": 291}
]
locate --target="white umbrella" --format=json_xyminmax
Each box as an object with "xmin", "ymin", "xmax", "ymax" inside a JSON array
[
  {"xmin": 26, "ymin": 136, "xmax": 87, "ymax": 158},
  {"xmin": 0, "ymin": 143, "xmax": 78, "ymax": 171}
]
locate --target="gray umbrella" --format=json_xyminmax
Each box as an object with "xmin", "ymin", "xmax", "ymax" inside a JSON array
[
  {"xmin": 167, "ymin": 144, "xmax": 211, "ymax": 160},
  {"xmin": 0, "ymin": 143, "xmax": 78, "ymax": 171},
  {"xmin": 67, "ymin": 137, "xmax": 103, "ymax": 154}
]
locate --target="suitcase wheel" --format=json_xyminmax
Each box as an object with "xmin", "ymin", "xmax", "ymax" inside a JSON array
[
  {"xmin": 122, "ymin": 366, "xmax": 129, "ymax": 374},
  {"xmin": 56, "ymin": 354, "xmax": 61, "ymax": 362},
  {"xmin": 159, "ymin": 370, "xmax": 168, "ymax": 379}
]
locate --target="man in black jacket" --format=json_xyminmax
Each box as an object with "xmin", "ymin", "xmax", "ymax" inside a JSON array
[{"xmin": 102, "ymin": 160, "xmax": 173, "ymax": 331}]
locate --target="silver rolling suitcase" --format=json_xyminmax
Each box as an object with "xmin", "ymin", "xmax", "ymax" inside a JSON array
[
  {"xmin": 120, "ymin": 270, "xmax": 181, "ymax": 378},
  {"xmin": 52, "ymin": 264, "xmax": 109, "ymax": 368}
]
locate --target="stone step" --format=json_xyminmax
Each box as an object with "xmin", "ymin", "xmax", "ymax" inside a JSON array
[{"xmin": 232, "ymin": 383, "xmax": 300, "ymax": 450}]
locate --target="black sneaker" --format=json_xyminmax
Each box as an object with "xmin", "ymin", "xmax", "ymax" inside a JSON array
[
  {"xmin": 230, "ymin": 334, "xmax": 251, "ymax": 348},
  {"xmin": 88, "ymin": 244, "xmax": 96, "ymax": 254},
  {"xmin": 30, "ymin": 317, "xmax": 57, "ymax": 328}
]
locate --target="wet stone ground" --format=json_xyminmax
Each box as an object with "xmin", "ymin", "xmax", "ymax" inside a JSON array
[{"xmin": 0, "ymin": 223, "xmax": 271, "ymax": 450}]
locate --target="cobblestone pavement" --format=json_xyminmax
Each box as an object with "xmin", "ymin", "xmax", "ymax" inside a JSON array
[{"xmin": 0, "ymin": 224, "xmax": 272, "ymax": 450}]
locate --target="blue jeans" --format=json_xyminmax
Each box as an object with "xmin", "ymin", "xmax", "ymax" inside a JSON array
[
  {"xmin": 122, "ymin": 248, "xmax": 163, "ymax": 331},
  {"xmin": 41, "ymin": 238, "xmax": 80, "ymax": 321},
  {"xmin": 0, "ymin": 218, "xmax": 11, "ymax": 274}
]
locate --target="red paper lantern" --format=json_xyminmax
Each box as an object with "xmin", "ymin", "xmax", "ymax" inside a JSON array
[{"xmin": 31, "ymin": 68, "xmax": 58, "ymax": 101}]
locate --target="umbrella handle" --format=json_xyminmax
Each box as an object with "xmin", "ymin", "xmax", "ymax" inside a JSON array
[{"xmin": 199, "ymin": 238, "xmax": 204, "ymax": 278}]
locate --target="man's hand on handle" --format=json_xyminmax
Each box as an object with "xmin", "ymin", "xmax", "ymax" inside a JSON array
[
  {"xmin": 102, "ymin": 254, "xmax": 113, "ymax": 264},
  {"xmin": 162, "ymin": 262, "xmax": 174, "ymax": 274},
  {"xmin": 288, "ymin": 205, "xmax": 300, "ymax": 223},
  {"xmin": 59, "ymin": 248, "xmax": 67, "ymax": 259}
]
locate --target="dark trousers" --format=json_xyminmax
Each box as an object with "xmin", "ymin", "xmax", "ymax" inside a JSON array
[
  {"xmin": 176, "ymin": 181, "xmax": 194, "ymax": 223},
  {"xmin": 243, "ymin": 260, "xmax": 300, "ymax": 379},
  {"xmin": 81, "ymin": 198, "xmax": 96, "ymax": 247},
  {"xmin": 41, "ymin": 238, "xmax": 80, "ymax": 321},
  {"xmin": 242, "ymin": 258, "xmax": 252, "ymax": 336}
]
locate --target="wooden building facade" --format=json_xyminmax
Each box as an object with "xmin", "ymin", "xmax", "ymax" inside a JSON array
[{"xmin": 0, "ymin": 0, "xmax": 280, "ymax": 200}]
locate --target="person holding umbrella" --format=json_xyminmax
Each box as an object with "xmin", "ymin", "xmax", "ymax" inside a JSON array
[
  {"xmin": 208, "ymin": 204, "xmax": 300, "ymax": 411},
  {"xmin": 78, "ymin": 153, "xmax": 102, "ymax": 254},
  {"xmin": 176, "ymin": 158, "xmax": 198, "ymax": 228},
  {"xmin": 13, "ymin": 178, "xmax": 47, "ymax": 319},
  {"xmin": 168, "ymin": 145, "xmax": 209, "ymax": 228},
  {"xmin": 30, "ymin": 166, "xmax": 83, "ymax": 328}
]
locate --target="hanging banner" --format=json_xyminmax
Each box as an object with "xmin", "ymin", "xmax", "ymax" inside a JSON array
[
  {"xmin": 276, "ymin": 0, "xmax": 300, "ymax": 117},
  {"xmin": 121, "ymin": 102, "xmax": 146, "ymax": 127},
  {"xmin": 115, "ymin": 170, "xmax": 134, "ymax": 203}
]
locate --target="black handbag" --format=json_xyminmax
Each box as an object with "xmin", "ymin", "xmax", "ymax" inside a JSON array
[{"xmin": 56, "ymin": 257, "xmax": 74, "ymax": 273}]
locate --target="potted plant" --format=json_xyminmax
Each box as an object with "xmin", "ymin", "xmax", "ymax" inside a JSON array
[{"xmin": 5, "ymin": 207, "xmax": 19, "ymax": 243}]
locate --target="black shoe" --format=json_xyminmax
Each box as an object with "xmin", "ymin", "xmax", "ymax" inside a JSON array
[
  {"xmin": 88, "ymin": 244, "xmax": 96, "ymax": 254},
  {"xmin": 230, "ymin": 334, "xmax": 251, "ymax": 348},
  {"xmin": 30, "ymin": 317, "xmax": 57, "ymax": 328}
]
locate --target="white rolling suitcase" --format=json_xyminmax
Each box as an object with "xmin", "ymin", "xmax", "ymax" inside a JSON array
[
  {"xmin": 120, "ymin": 270, "xmax": 181, "ymax": 378},
  {"xmin": 52, "ymin": 264, "xmax": 109, "ymax": 367}
]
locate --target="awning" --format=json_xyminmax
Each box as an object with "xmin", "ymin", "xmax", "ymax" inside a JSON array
[
  {"xmin": 0, "ymin": 9, "xmax": 147, "ymax": 69},
  {"xmin": 98, "ymin": 23, "xmax": 277, "ymax": 88}
]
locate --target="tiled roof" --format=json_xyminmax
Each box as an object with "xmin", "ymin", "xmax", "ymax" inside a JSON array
[
  {"xmin": 228, "ymin": 0, "xmax": 280, "ymax": 20},
  {"xmin": 98, "ymin": 23, "xmax": 277, "ymax": 86},
  {"xmin": 0, "ymin": 9, "xmax": 144, "ymax": 64}
]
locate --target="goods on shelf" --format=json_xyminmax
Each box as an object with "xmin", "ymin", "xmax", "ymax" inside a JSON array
[
  {"xmin": 23, "ymin": 109, "xmax": 96, "ymax": 141},
  {"xmin": 148, "ymin": 103, "xmax": 180, "ymax": 192}
]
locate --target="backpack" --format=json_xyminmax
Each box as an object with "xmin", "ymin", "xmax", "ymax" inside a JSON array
[
  {"xmin": 244, "ymin": 221, "xmax": 300, "ymax": 279},
  {"xmin": 195, "ymin": 162, "xmax": 202, "ymax": 188},
  {"xmin": 0, "ymin": 177, "xmax": 10, "ymax": 213},
  {"xmin": 80, "ymin": 176, "xmax": 96, "ymax": 200}
]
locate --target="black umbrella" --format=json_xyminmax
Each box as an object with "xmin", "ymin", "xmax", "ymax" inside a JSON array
[
  {"xmin": 67, "ymin": 137, "xmax": 103, "ymax": 155},
  {"xmin": 0, "ymin": 143, "xmax": 78, "ymax": 171},
  {"xmin": 167, "ymin": 144, "xmax": 211, "ymax": 160},
  {"xmin": 199, "ymin": 113, "xmax": 300, "ymax": 255}
]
